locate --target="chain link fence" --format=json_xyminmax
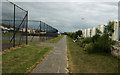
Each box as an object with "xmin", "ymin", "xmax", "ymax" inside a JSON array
[
  {"xmin": 28, "ymin": 20, "xmax": 58, "ymax": 42},
  {"xmin": 1, "ymin": 1, "xmax": 58, "ymax": 50},
  {"xmin": 2, "ymin": 1, "xmax": 28, "ymax": 50}
]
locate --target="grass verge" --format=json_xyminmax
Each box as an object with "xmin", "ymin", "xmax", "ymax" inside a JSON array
[
  {"xmin": 67, "ymin": 36, "xmax": 119, "ymax": 73},
  {"xmin": 44, "ymin": 35, "xmax": 64, "ymax": 43},
  {"xmin": 2, "ymin": 42, "xmax": 53, "ymax": 73}
]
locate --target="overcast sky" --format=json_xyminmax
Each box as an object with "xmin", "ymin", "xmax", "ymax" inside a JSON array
[{"xmin": 6, "ymin": 0, "xmax": 118, "ymax": 32}]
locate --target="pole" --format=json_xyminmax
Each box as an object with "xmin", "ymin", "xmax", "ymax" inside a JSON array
[
  {"xmin": 46, "ymin": 25, "xmax": 48, "ymax": 40},
  {"xmin": 44, "ymin": 23, "xmax": 45, "ymax": 40},
  {"xmin": 13, "ymin": 4, "xmax": 15, "ymax": 47},
  {"xmin": 39, "ymin": 21, "xmax": 41, "ymax": 41},
  {"xmin": 26, "ymin": 11, "xmax": 28, "ymax": 45}
]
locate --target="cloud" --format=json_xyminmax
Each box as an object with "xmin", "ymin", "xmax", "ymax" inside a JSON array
[
  {"xmin": 8, "ymin": 0, "xmax": 120, "ymax": 2},
  {"xmin": 2, "ymin": 1, "xmax": 118, "ymax": 32}
]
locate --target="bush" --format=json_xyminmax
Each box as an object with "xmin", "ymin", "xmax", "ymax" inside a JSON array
[
  {"xmin": 76, "ymin": 37, "xmax": 92, "ymax": 48},
  {"xmin": 76, "ymin": 21, "xmax": 115, "ymax": 53},
  {"xmin": 66, "ymin": 30, "xmax": 82, "ymax": 40},
  {"xmin": 81, "ymin": 37, "xmax": 92, "ymax": 44},
  {"xmin": 85, "ymin": 35, "xmax": 112, "ymax": 53},
  {"xmin": 91, "ymin": 34, "xmax": 100, "ymax": 43},
  {"xmin": 84, "ymin": 43, "xmax": 94, "ymax": 53},
  {"xmin": 94, "ymin": 40, "xmax": 111, "ymax": 53},
  {"xmin": 111, "ymin": 40, "xmax": 116, "ymax": 45}
]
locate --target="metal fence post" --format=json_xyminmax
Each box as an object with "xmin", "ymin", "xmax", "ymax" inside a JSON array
[
  {"xmin": 46, "ymin": 25, "xmax": 48, "ymax": 40},
  {"xmin": 13, "ymin": 4, "xmax": 15, "ymax": 47},
  {"xmin": 26, "ymin": 11, "xmax": 28, "ymax": 45},
  {"xmin": 44, "ymin": 23, "xmax": 45, "ymax": 40},
  {"xmin": 39, "ymin": 21, "xmax": 41, "ymax": 41},
  {"xmin": 44, "ymin": 23, "xmax": 45, "ymax": 32}
]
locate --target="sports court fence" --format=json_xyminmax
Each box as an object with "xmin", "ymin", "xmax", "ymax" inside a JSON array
[
  {"xmin": 2, "ymin": 1, "xmax": 28, "ymax": 50},
  {"xmin": 1, "ymin": 1, "xmax": 58, "ymax": 51},
  {"xmin": 28, "ymin": 20, "xmax": 58, "ymax": 42}
]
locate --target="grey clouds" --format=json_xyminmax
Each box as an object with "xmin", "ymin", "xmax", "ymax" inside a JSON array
[{"xmin": 11, "ymin": 2, "xmax": 118, "ymax": 32}]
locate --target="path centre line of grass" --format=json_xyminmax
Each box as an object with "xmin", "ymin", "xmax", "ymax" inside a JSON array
[{"xmin": 67, "ymin": 36, "xmax": 119, "ymax": 73}]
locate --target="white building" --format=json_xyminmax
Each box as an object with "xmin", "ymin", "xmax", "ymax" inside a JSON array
[
  {"xmin": 81, "ymin": 21, "xmax": 120, "ymax": 41},
  {"xmin": 22, "ymin": 28, "xmax": 32, "ymax": 33},
  {"xmin": 91, "ymin": 27, "xmax": 96, "ymax": 37},
  {"xmin": 112, "ymin": 21, "xmax": 120, "ymax": 41},
  {"xmin": 82, "ymin": 29, "xmax": 85, "ymax": 37},
  {"xmin": 97, "ymin": 25, "xmax": 105, "ymax": 33},
  {"xmin": 82, "ymin": 28, "xmax": 91, "ymax": 37},
  {"xmin": 82, "ymin": 29, "xmax": 87, "ymax": 37},
  {"xmin": 86, "ymin": 28, "xmax": 91, "ymax": 37},
  {"xmin": 85, "ymin": 29, "xmax": 87, "ymax": 37}
]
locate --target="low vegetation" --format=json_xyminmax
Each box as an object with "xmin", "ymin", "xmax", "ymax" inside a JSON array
[
  {"xmin": 66, "ymin": 21, "xmax": 116, "ymax": 53},
  {"xmin": 64, "ymin": 30, "xmax": 82, "ymax": 40},
  {"xmin": 67, "ymin": 36, "xmax": 118, "ymax": 73},
  {"xmin": 83, "ymin": 21, "xmax": 115, "ymax": 53}
]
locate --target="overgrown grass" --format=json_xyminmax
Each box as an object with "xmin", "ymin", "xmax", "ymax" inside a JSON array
[
  {"xmin": 2, "ymin": 42, "xmax": 53, "ymax": 73},
  {"xmin": 44, "ymin": 35, "xmax": 64, "ymax": 43},
  {"xmin": 67, "ymin": 36, "xmax": 119, "ymax": 73}
]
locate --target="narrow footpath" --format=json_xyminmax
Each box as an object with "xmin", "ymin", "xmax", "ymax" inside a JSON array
[{"xmin": 31, "ymin": 35, "xmax": 68, "ymax": 73}]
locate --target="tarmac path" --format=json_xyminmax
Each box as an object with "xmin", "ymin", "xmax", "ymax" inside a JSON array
[{"xmin": 31, "ymin": 35, "xmax": 68, "ymax": 74}]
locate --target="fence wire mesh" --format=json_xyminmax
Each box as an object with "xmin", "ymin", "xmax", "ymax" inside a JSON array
[
  {"xmin": 1, "ymin": 1, "xmax": 58, "ymax": 50},
  {"xmin": 2, "ymin": 1, "xmax": 28, "ymax": 50},
  {"xmin": 28, "ymin": 20, "xmax": 58, "ymax": 42}
]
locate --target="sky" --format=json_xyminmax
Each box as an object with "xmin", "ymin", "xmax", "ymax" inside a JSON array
[{"xmin": 3, "ymin": 0, "xmax": 119, "ymax": 32}]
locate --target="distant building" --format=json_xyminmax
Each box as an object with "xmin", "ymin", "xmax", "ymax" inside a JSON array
[
  {"xmin": 0, "ymin": 26, "xmax": 8, "ymax": 30},
  {"xmin": 85, "ymin": 29, "xmax": 87, "ymax": 37},
  {"xmin": 82, "ymin": 28, "xmax": 91, "ymax": 37},
  {"xmin": 0, "ymin": 26, "xmax": 5, "ymax": 29},
  {"xmin": 112, "ymin": 21, "xmax": 120, "ymax": 41},
  {"xmin": 81, "ymin": 21, "xmax": 120, "ymax": 41},
  {"xmin": 82, "ymin": 29, "xmax": 86, "ymax": 37},
  {"xmin": 22, "ymin": 28, "xmax": 36, "ymax": 33},
  {"xmin": 82, "ymin": 29, "xmax": 88, "ymax": 37},
  {"xmin": 31, "ymin": 29, "xmax": 36, "ymax": 33},
  {"xmin": 91, "ymin": 27, "xmax": 96, "ymax": 37},
  {"xmin": 86, "ymin": 28, "xmax": 91, "ymax": 37},
  {"xmin": 58, "ymin": 32, "xmax": 61, "ymax": 36},
  {"xmin": 97, "ymin": 25, "xmax": 105, "ymax": 33}
]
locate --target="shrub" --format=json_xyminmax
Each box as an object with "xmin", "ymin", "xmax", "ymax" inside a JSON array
[
  {"xmin": 85, "ymin": 34, "xmax": 113, "ymax": 53},
  {"xmin": 93, "ymin": 40, "xmax": 111, "ymax": 53},
  {"xmin": 76, "ymin": 37, "xmax": 92, "ymax": 48},
  {"xmin": 81, "ymin": 37, "xmax": 92, "ymax": 44},
  {"xmin": 90, "ymin": 35, "xmax": 111, "ymax": 53},
  {"xmin": 66, "ymin": 30, "xmax": 82, "ymax": 40},
  {"xmin": 91, "ymin": 34, "xmax": 100, "ymax": 43},
  {"xmin": 76, "ymin": 21, "xmax": 115, "ymax": 53},
  {"xmin": 111, "ymin": 40, "xmax": 116, "ymax": 45},
  {"xmin": 84, "ymin": 43, "xmax": 94, "ymax": 53}
]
